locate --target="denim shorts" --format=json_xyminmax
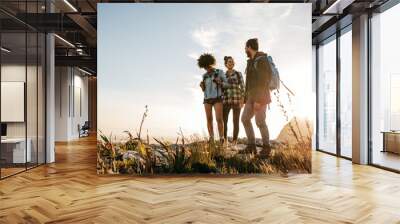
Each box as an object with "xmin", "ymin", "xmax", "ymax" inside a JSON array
[{"xmin": 203, "ymin": 97, "xmax": 223, "ymax": 105}]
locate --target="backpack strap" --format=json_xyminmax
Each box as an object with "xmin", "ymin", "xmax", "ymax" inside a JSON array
[
  {"xmin": 253, "ymin": 54, "xmax": 267, "ymax": 71},
  {"xmin": 233, "ymin": 70, "xmax": 240, "ymax": 79},
  {"xmin": 214, "ymin": 69, "xmax": 221, "ymax": 97},
  {"xmin": 226, "ymin": 70, "xmax": 238, "ymax": 79}
]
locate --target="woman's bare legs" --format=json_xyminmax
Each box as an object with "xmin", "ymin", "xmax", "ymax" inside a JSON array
[
  {"xmin": 214, "ymin": 102, "xmax": 225, "ymax": 142},
  {"xmin": 204, "ymin": 103, "xmax": 214, "ymax": 140}
]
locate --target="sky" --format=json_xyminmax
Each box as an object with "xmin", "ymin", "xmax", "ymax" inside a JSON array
[{"xmin": 98, "ymin": 3, "xmax": 313, "ymax": 141}]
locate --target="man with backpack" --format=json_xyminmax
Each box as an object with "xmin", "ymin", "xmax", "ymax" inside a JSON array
[{"xmin": 240, "ymin": 38, "xmax": 273, "ymax": 157}]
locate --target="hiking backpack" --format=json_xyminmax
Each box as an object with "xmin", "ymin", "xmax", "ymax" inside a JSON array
[{"xmin": 254, "ymin": 54, "xmax": 280, "ymax": 91}]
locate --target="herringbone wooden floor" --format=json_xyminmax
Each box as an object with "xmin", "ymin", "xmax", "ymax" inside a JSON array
[{"xmin": 1, "ymin": 136, "xmax": 400, "ymax": 224}]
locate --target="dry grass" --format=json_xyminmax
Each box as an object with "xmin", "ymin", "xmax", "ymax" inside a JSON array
[
  {"xmin": 97, "ymin": 93, "xmax": 312, "ymax": 175},
  {"xmin": 97, "ymin": 134, "xmax": 311, "ymax": 175}
]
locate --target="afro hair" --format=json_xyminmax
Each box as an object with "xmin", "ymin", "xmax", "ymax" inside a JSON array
[{"xmin": 197, "ymin": 53, "xmax": 216, "ymax": 69}]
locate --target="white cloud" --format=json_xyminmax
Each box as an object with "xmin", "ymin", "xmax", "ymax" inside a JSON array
[
  {"xmin": 191, "ymin": 27, "xmax": 219, "ymax": 50},
  {"xmin": 279, "ymin": 5, "xmax": 294, "ymax": 18},
  {"xmin": 188, "ymin": 52, "xmax": 199, "ymax": 60},
  {"xmin": 192, "ymin": 74, "xmax": 203, "ymax": 82},
  {"xmin": 186, "ymin": 4, "xmax": 312, "ymax": 139},
  {"xmin": 99, "ymin": 4, "xmax": 312, "ymax": 140}
]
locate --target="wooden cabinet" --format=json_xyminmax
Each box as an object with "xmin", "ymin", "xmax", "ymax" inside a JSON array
[{"xmin": 382, "ymin": 132, "xmax": 400, "ymax": 154}]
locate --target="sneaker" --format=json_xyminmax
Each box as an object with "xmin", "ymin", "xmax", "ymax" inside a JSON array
[
  {"xmin": 239, "ymin": 144, "xmax": 257, "ymax": 154},
  {"xmin": 259, "ymin": 144, "xmax": 271, "ymax": 158}
]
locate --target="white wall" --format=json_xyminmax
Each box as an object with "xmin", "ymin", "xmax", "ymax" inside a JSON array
[
  {"xmin": 1, "ymin": 65, "xmax": 40, "ymax": 138},
  {"xmin": 1, "ymin": 65, "xmax": 26, "ymax": 139},
  {"xmin": 1, "ymin": 63, "xmax": 46, "ymax": 163},
  {"xmin": 55, "ymin": 67, "xmax": 89, "ymax": 141},
  {"xmin": 55, "ymin": 67, "xmax": 69, "ymax": 141},
  {"xmin": 72, "ymin": 73, "xmax": 89, "ymax": 138},
  {"xmin": 312, "ymin": 45, "xmax": 317, "ymax": 150}
]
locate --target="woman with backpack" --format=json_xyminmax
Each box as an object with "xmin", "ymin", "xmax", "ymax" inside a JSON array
[
  {"xmin": 198, "ymin": 53, "xmax": 227, "ymax": 144},
  {"xmin": 222, "ymin": 56, "xmax": 245, "ymax": 146}
]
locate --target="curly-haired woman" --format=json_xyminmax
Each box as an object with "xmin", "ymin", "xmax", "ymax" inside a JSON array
[{"xmin": 198, "ymin": 53, "xmax": 227, "ymax": 143}]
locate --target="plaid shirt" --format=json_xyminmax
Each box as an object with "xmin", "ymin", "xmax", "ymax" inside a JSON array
[{"xmin": 223, "ymin": 70, "xmax": 245, "ymax": 105}]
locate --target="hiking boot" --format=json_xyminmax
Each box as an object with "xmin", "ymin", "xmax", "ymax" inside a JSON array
[
  {"xmin": 259, "ymin": 144, "xmax": 271, "ymax": 158},
  {"xmin": 239, "ymin": 144, "xmax": 257, "ymax": 154},
  {"xmin": 220, "ymin": 138, "xmax": 226, "ymax": 145},
  {"xmin": 231, "ymin": 140, "xmax": 237, "ymax": 146}
]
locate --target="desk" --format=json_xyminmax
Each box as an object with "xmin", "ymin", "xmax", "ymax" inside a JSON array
[
  {"xmin": 1, "ymin": 138, "xmax": 31, "ymax": 163},
  {"xmin": 382, "ymin": 131, "xmax": 400, "ymax": 154}
]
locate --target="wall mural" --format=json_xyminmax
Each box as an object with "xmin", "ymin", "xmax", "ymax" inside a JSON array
[{"xmin": 97, "ymin": 3, "xmax": 314, "ymax": 175}]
